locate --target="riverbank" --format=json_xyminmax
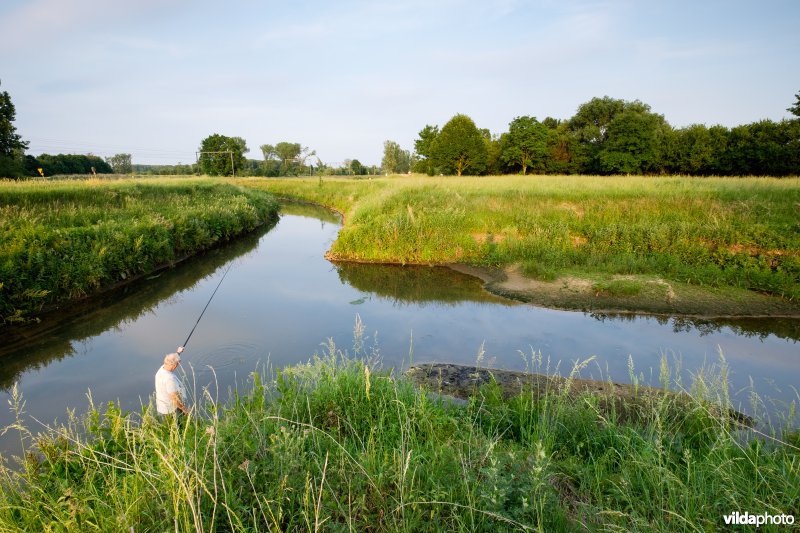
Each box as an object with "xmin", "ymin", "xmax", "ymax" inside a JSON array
[
  {"xmin": 238, "ymin": 175, "xmax": 800, "ymax": 317},
  {"xmin": 0, "ymin": 177, "xmax": 279, "ymax": 325},
  {"xmin": 1, "ymin": 352, "xmax": 796, "ymax": 530}
]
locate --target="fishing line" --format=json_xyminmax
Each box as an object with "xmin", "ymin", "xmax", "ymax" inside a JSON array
[{"xmin": 182, "ymin": 261, "xmax": 235, "ymax": 348}]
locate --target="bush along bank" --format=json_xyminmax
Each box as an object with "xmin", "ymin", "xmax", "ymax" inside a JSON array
[
  {"xmin": 1, "ymin": 342, "xmax": 798, "ymax": 531},
  {"xmin": 0, "ymin": 177, "xmax": 279, "ymax": 324}
]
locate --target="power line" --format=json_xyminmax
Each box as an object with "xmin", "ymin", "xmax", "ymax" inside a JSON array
[{"xmin": 25, "ymin": 136, "xmax": 195, "ymax": 155}]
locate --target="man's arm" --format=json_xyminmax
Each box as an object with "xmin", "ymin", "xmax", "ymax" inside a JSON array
[{"xmin": 169, "ymin": 391, "xmax": 189, "ymax": 415}]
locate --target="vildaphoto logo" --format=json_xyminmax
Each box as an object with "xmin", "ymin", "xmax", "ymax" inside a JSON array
[{"xmin": 723, "ymin": 511, "xmax": 795, "ymax": 527}]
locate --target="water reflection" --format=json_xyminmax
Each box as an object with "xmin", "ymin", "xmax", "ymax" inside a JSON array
[
  {"xmin": 0, "ymin": 223, "xmax": 274, "ymax": 390},
  {"xmin": 334, "ymin": 262, "xmax": 512, "ymax": 307},
  {"xmin": 590, "ymin": 313, "xmax": 800, "ymax": 342}
]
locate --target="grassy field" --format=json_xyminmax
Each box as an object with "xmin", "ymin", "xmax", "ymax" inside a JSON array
[
  {"xmin": 1, "ymin": 338, "xmax": 797, "ymax": 531},
  {"xmin": 0, "ymin": 177, "xmax": 278, "ymax": 324},
  {"xmin": 238, "ymin": 175, "xmax": 800, "ymax": 309}
]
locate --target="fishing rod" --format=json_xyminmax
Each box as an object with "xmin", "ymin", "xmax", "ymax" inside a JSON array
[{"xmin": 182, "ymin": 261, "xmax": 235, "ymax": 349}]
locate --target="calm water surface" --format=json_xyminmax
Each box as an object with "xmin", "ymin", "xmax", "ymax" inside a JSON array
[{"xmin": 1, "ymin": 203, "xmax": 798, "ymax": 455}]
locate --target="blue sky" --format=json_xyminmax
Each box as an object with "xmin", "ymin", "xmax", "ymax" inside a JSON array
[{"xmin": 1, "ymin": 0, "xmax": 798, "ymax": 166}]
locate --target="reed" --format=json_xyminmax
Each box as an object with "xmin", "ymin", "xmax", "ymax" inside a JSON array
[{"xmin": 0, "ymin": 177, "xmax": 279, "ymax": 324}]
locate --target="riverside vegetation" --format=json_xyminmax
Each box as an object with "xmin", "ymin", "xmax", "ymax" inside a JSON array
[
  {"xmin": 239, "ymin": 174, "xmax": 800, "ymax": 315},
  {"xmin": 0, "ymin": 177, "xmax": 279, "ymax": 324},
  {"xmin": 0, "ymin": 333, "xmax": 798, "ymax": 531}
]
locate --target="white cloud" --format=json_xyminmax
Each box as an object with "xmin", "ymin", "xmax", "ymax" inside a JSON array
[{"xmin": 0, "ymin": 0, "xmax": 184, "ymax": 51}]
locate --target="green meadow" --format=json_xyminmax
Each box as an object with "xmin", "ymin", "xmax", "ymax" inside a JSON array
[
  {"xmin": 0, "ymin": 177, "xmax": 279, "ymax": 324},
  {"xmin": 239, "ymin": 175, "xmax": 800, "ymax": 310}
]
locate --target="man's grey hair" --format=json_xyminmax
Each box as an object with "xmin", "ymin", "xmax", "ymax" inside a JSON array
[{"xmin": 164, "ymin": 352, "xmax": 181, "ymax": 365}]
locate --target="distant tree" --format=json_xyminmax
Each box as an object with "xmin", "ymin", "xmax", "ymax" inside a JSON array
[
  {"xmin": 198, "ymin": 134, "xmax": 248, "ymax": 176},
  {"xmin": 668, "ymin": 124, "xmax": 716, "ymax": 175},
  {"xmin": 23, "ymin": 154, "xmax": 41, "ymax": 177},
  {"xmin": 721, "ymin": 119, "xmax": 800, "ymax": 176},
  {"xmin": 568, "ymin": 96, "xmax": 652, "ymax": 173},
  {"xmin": 413, "ymin": 124, "xmax": 439, "ymax": 175},
  {"xmin": 544, "ymin": 120, "xmax": 578, "ymax": 174},
  {"xmin": 597, "ymin": 109, "xmax": 667, "ymax": 174},
  {"xmin": 788, "ymin": 90, "xmax": 800, "ymax": 118},
  {"xmin": 431, "ymin": 114, "xmax": 488, "ymax": 176},
  {"xmin": 481, "ymin": 128, "xmax": 503, "ymax": 176},
  {"xmin": 106, "ymin": 153, "xmax": 132, "ymax": 174},
  {"xmin": 381, "ymin": 140, "xmax": 411, "ymax": 174},
  {"xmin": 500, "ymin": 116, "xmax": 549, "ymax": 175},
  {"xmin": 350, "ymin": 159, "xmax": 364, "ymax": 175},
  {"xmin": 36, "ymin": 154, "xmax": 113, "ymax": 175},
  {"xmin": 0, "ymin": 80, "xmax": 28, "ymax": 178},
  {"xmin": 260, "ymin": 142, "xmax": 315, "ymax": 176}
]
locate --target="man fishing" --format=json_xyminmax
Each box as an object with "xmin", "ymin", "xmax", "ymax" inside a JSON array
[
  {"xmin": 155, "ymin": 262, "xmax": 233, "ymax": 420},
  {"xmin": 155, "ymin": 346, "xmax": 190, "ymax": 418}
]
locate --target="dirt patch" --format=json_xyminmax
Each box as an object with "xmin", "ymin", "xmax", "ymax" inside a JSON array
[
  {"xmin": 471, "ymin": 232, "xmax": 507, "ymax": 244},
  {"xmin": 559, "ymin": 202, "xmax": 585, "ymax": 219},
  {"xmin": 570, "ymin": 235, "xmax": 588, "ymax": 248}
]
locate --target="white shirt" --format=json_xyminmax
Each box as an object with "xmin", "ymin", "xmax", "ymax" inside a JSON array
[{"xmin": 155, "ymin": 366, "xmax": 185, "ymax": 414}]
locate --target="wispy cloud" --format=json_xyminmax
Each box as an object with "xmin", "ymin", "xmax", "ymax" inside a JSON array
[{"xmin": 0, "ymin": 0, "xmax": 184, "ymax": 51}]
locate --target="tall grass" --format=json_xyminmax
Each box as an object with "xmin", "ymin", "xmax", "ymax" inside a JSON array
[
  {"xmin": 0, "ymin": 177, "xmax": 279, "ymax": 324},
  {"xmin": 1, "ymin": 333, "xmax": 797, "ymax": 531},
  {"xmin": 242, "ymin": 175, "xmax": 800, "ymax": 301}
]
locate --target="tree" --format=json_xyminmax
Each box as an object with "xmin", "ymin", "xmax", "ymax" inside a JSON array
[
  {"xmin": 568, "ymin": 96, "xmax": 651, "ymax": 173},
  {"xmin": 0, "ymin": 80, "xmax": 28, "ymax": 178},
  {"xmin": 668, "ymin": 124, "xmax": 716, "ymax": 175},
  {"xmin": 500, "ymin": 116, "xmax": 549, "ymax": 175},
  {"xmin": 543, "ymin": 119, "xmax": 578, "ymax": 174},
  {"xmin": 106, "ymin": 153, "xmax": 132, "ymax": 174},
  {"xmin": 431, "ymin": 114, "xmax": 488, "ymax": 176},
  {"xmin": 788, "ymin": 91, "xmax": 800, "ymax": 118},
  {"xmin": 597, "ymin": 109, "xmax": 667, "ymax": 174},
  {"xmin": 350, "ymin": 159, "xmax": 364, "ymax": 175},
  {"xmin": 413, "ymin": 125, "xmax": 439, "ymax": 175},
  {"xmin": 381, "ymin": 140, "xmax": 411, "ymax": 174},
  {"xmin": 260, "ymin": 142, "xmax": 315, "ymax": 176},
  {"xmin": 198, "ymin": 134, "xmax": 248, "ymax": 176},
  {"xmin": 35, "ymin": 154, "xmax": 113, "ymax": 175}
]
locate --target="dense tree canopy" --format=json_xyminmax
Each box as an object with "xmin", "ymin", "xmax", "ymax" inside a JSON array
[
  {"xmin": 260, "ymin": 142, "xmax": 316, "ymax": 176},
  {"xmin": 788, "ymin": 91, "xmax": 800, "ymax": 118},
  {"xmin": 0, "ymin": 80, "xmax": 28, "ymax": 178},
  {"xmin": 409, "ymin": 92, "xmax": 799, "ymax": 177},
  {"xmin": 198, "ymin": 134, "xmax": 248, "ymax": 176},
  {"xmin": 381, "ymin": 140, "xmax": 412, "ymax": 174},
  {"xmin": 500, "ymin": 116, "xmax": 548, "ymax": 175},
  {"xmin": 106, "ymin": 153, "xmax": 132, "ymax": 174},
  {"xmin": 413, "ymin": 125, "xmax": 439, "ymax": 175},
  {"xmin": 431, "ymin": 114, "xmax": 487, "ymax": 176},
  {"xmin": 33, "ymin": 154, "xmax": 113, "ymax": 176},
  {"xmin": 597, "ymin": 109, "xmax": 667, "ymax": 174}
]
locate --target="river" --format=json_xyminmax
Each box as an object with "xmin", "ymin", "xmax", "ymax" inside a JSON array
[{"xmin": 1, "ymin": 203, "xmax": 798, "ymax": 456}]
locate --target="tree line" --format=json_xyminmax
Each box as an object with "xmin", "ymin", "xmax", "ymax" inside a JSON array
[
  {"xmin": 2, "ymin": 78, "xmax": 799, "ymax": 179},
  {"xmin": 198, "ymin": 135, "xmax": 383, "ymax": 177},
  {"xmin": 383, "ymin": 93, "xmax": 800, "ymax": 176}
]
